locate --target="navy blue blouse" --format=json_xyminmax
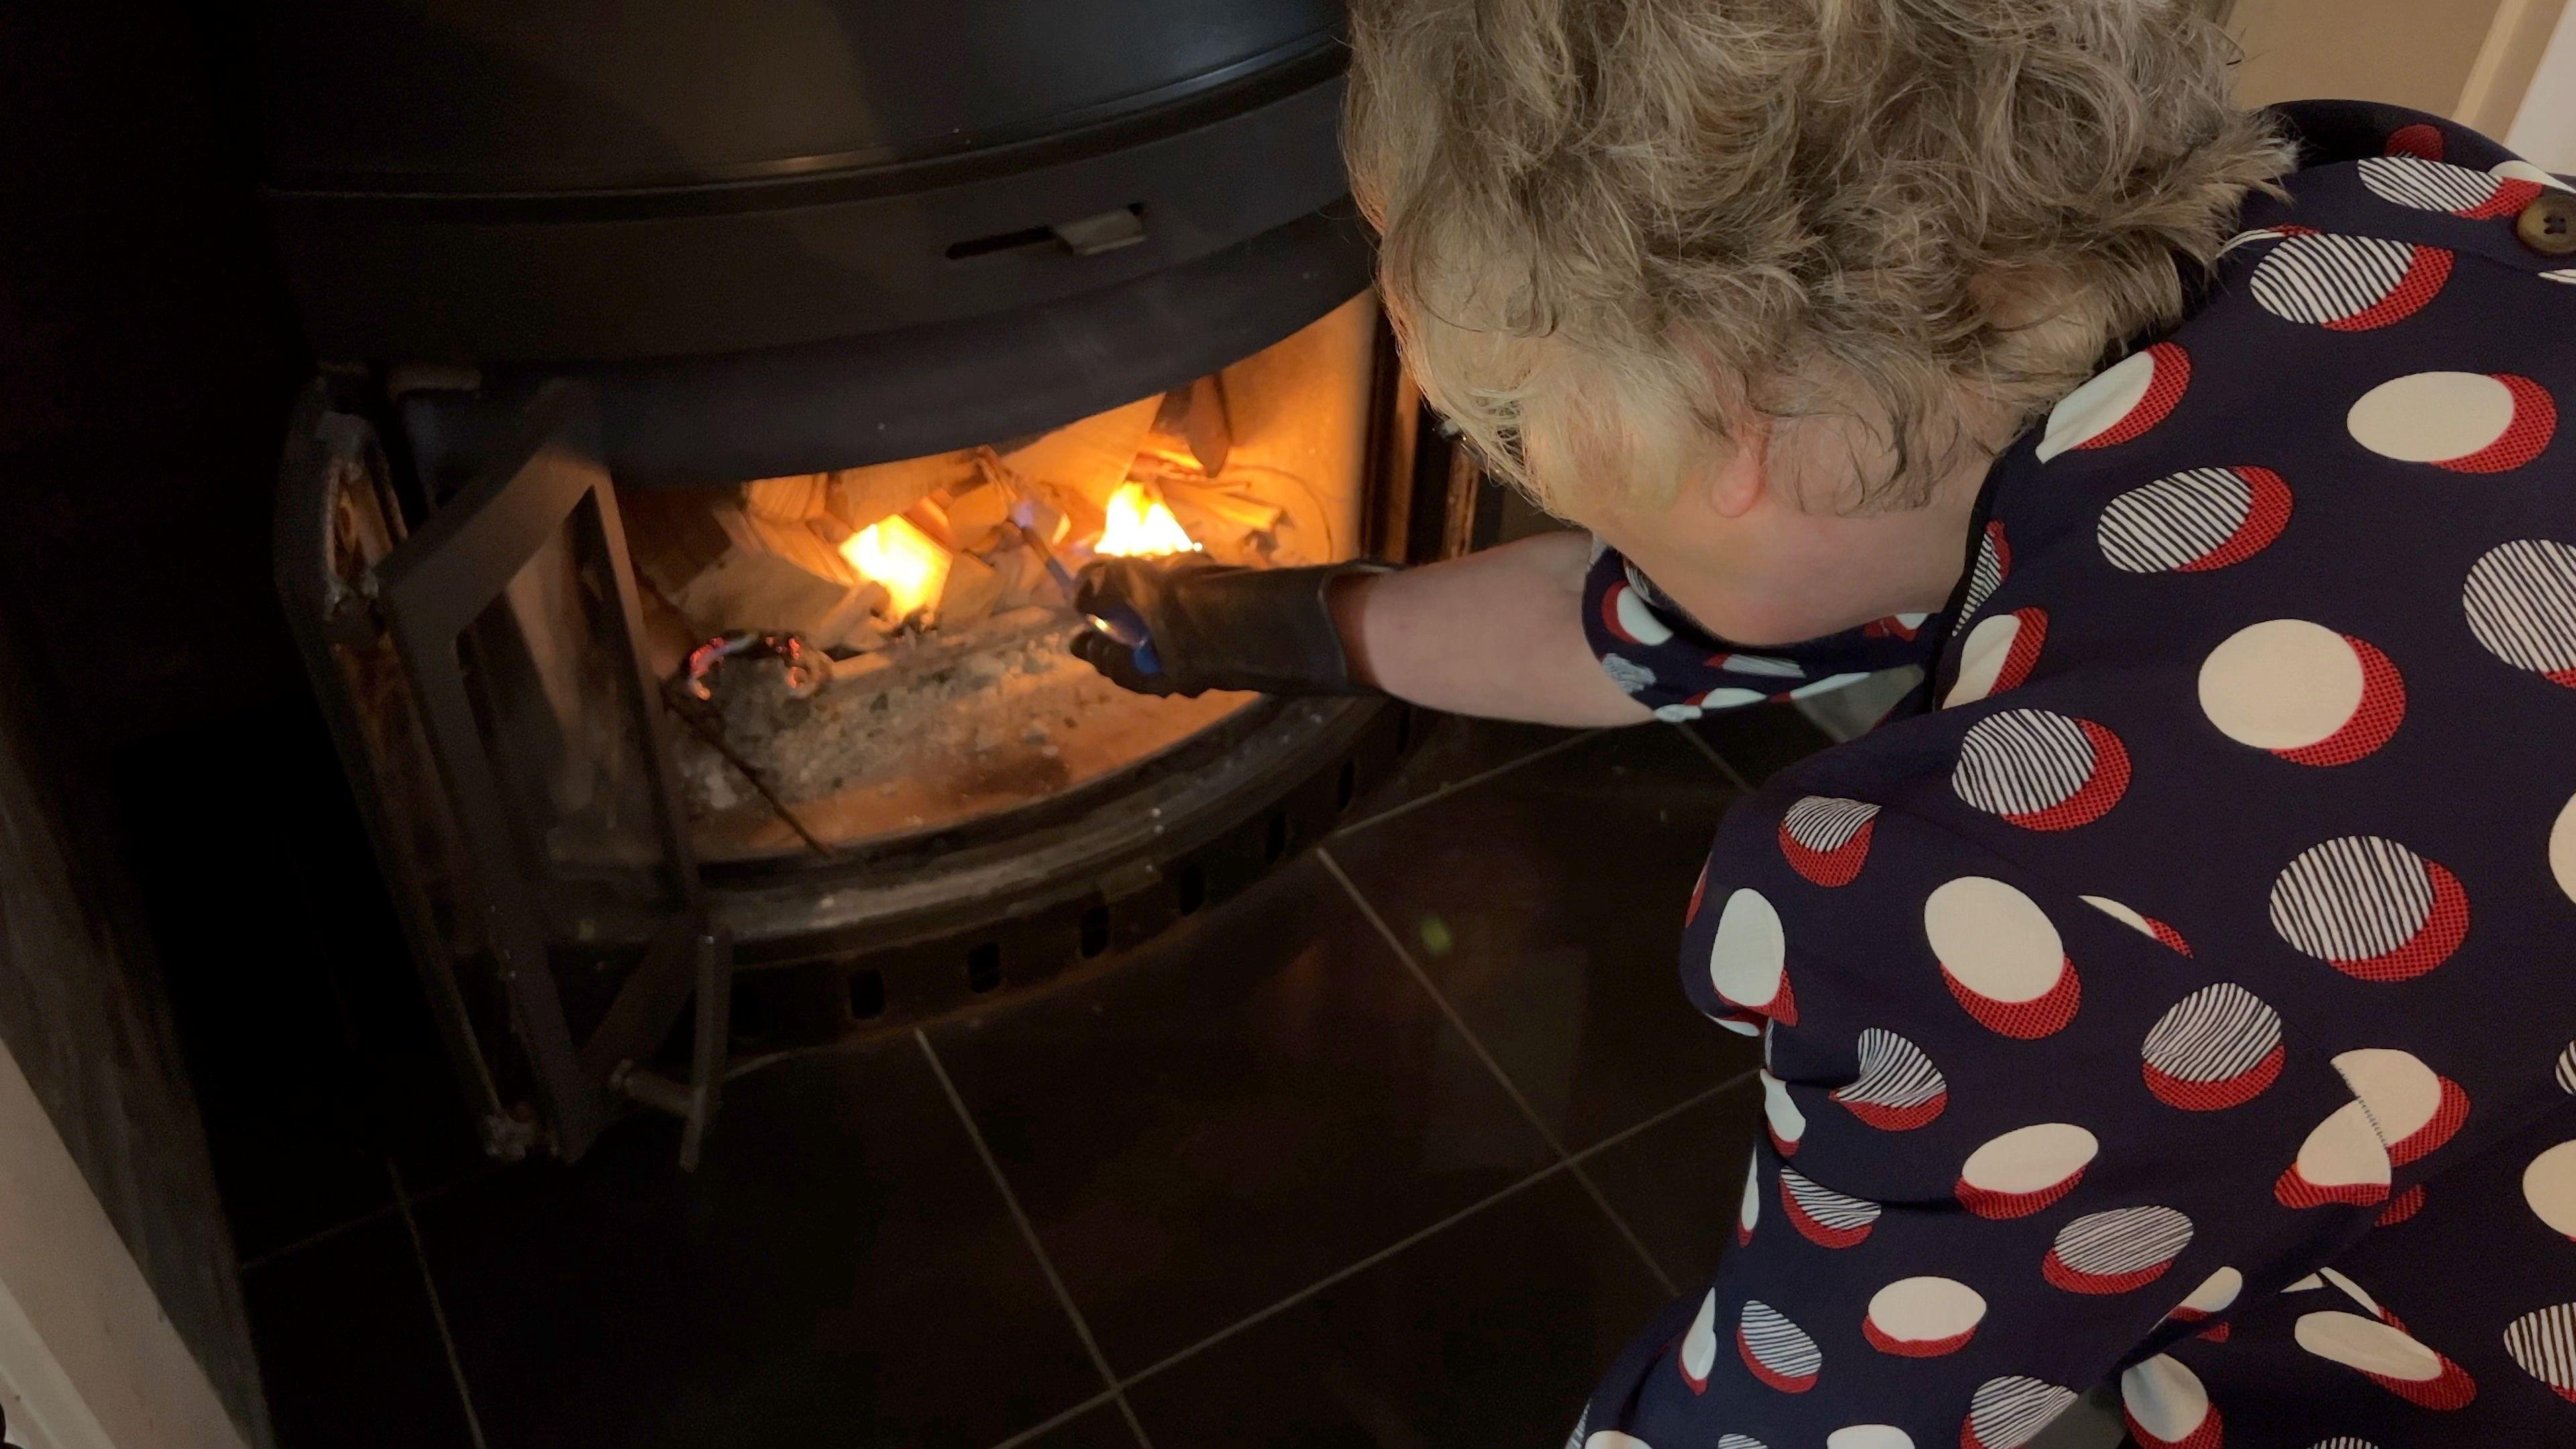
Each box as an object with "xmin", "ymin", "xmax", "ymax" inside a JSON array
[{"xmin": 1572, "ymin": 103, "xmax": 2576, "ymax": 1449}]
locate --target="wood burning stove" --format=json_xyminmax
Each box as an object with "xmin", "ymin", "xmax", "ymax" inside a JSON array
[{"xmin": 262, "ymin": 1, "xmax": 1481, "ymax": 1169}]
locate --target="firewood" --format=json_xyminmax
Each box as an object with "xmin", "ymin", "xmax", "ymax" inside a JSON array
[
  {"xmin": 743, "ymin": 472, "xmax": 833, "ymax": 523},
  {"xmin": 1157, "ymin": 477, "xmax": 1283, "ymax": 533},
  {"xmin": 1002, "ymin": 392, "xmax": 1160, "ymax": 498},
  {"xmin": 625, "ymin": 492, "xmax": 868, "ymax": 642},
  {"xmin": 824, "ymin": 451, "xmax": 977, "ymax": 534},
  {"xmin": 943, "ymin": 482, "xmax": 1011, "ymax": 551},
  {"xmin": 936, "ymin": 549, "xmax": 1006, "ymax": 628}
]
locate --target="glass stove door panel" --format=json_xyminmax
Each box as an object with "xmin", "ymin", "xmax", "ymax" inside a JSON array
[{"xmin": 372, "ymin": 381, "xmax": 718, "ymax": 1161}]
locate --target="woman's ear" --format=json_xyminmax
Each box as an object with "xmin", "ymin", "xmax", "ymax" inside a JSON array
[{"xmin": 1703, "ymin": 415, "xmax": 1769, "ymax": 519}]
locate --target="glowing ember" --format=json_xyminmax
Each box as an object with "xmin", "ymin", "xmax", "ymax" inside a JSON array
[
  {"xmin": 839, "ymin": 515, "xmax": 952, "ymax": 619},
  {"xmin": 1093, "ymin": 482, "xmax": 1200, "ymax": 557}
]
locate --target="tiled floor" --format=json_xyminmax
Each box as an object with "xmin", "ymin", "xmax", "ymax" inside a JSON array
[{"xmin": 158, "ymin": 702, "xmax": 2124, "ymax": 1448}]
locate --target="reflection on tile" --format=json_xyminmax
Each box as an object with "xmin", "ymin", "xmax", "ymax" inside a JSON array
[
  {"xmin": 243, "ymin": 1217, "xmax": 476, "ymax": 1449},
  {"xmin": 1012, "ymin": 1401, "xmax": 1146, "ymax": 1449},
  {"xmin": 1124, "ymin": 1173, "xmax": 1667, "ymax": 1449},
  {"xmin": 1685, "ymin": 704, "xmax": 1835, "ymax": 786},
  {"xmin": 1340, "ymin": 712, "xmax": 1586, "ymax": 830},
  {"xmin": 413, "ymin": 1040, "xmax": 1104, "ymax": 1449},
  {"xmin": 1328, "ymin": 726, "xmax": 1758, "ymax": 1151},
  {"xmin": 1578, "ymin": 1078, "xmax": 1766, "ymax": 1289},
  {"xmin": 926, "ymin": 856, "xmax": 1558, "ymax": 1375}
]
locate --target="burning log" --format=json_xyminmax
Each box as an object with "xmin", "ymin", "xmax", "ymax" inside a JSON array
[{"xmin": 824, "ymin": 451, "xmax": 977, "ymax": 535}]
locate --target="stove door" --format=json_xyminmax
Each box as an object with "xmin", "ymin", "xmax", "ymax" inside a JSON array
[{"xmin": 366, "ymin": 381, "xmax": 729, "ymax": 1165}]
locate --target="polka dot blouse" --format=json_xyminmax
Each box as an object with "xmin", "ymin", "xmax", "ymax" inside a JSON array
[{"xmin": 1569, "ymin": 103, "xmax": 2576, "ymax": 1449}]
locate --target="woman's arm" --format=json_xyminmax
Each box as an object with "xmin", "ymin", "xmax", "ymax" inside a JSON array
[{"xmin": 1332, "ymin": 531, "xmax": 1652, "ymax": 727}]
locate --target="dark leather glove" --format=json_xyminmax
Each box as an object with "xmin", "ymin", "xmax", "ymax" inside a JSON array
[{"xmin": 1071, "ymin": 556, "xmax": 1397, "ymax": 697}]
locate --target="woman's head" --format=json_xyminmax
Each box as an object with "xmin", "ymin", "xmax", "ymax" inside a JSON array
[{"xmin": 1346, "ymin": 0, "xmax": 2290, "ymax": 531}]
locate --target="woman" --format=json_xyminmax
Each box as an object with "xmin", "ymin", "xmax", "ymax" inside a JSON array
[{"xmin": 1076, "ymin": 1, "xmax": 2576, "ymax": 1443}]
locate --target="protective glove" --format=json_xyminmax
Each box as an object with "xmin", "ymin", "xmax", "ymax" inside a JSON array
[{"xmin": 1070, "ymin": 555, "xmax": 1397, "ymax": 697}]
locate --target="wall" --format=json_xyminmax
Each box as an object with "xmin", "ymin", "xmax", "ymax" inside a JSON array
[
  {"xmin": 2228, "ymin": 0, "xmax": 2570, "ymax": 133},
  {"xmin": 0, "ymin": 584, "xmax": 271, "ymax": 1446},
  {"xmin": 2508, "ymin": 1, "xmax": 2576, "ymax": 168}
]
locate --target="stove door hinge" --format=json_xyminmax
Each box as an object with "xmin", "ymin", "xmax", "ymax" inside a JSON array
[
  {"xmin": 480, "ymin": 1105, "xmax": 543, "ymax": 1163},
  {"xmin": 319, "ymin": 575, "xmax": 387, "ymax": 647}
]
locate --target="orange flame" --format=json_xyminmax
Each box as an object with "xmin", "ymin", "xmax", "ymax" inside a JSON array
[
  {"xmin": 839, "ymin": 515, "xmax": 952, "ymax": 619},
  {"xmin": 1093, "ymin": 482, "xmax": 1200, "ymax": 557}
]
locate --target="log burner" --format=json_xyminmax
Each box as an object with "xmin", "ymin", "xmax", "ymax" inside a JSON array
[{"xmin": 262, "ymin": 1, "xmax": 1477, "ymax": 1168}]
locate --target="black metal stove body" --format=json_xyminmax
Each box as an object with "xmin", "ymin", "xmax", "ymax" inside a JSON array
[{"xmin": 264, "ymin": 3, "xmax": 1477, "ymax": 1169}]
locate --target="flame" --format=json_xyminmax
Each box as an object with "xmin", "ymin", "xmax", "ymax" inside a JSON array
[
  {"xmin": 839, "ymin": 515, "xmax": 952, "ymax": 619},
  {"xmin": 1093, "ymin": 482, "xmax": 1200, "ymax": 557}
]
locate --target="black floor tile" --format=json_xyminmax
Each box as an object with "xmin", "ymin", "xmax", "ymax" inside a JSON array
[
  {"xmin": 1684, "ymin": 703, "xmax": 1835, "ymax": 786},
  {"xmin": 1123, "ymin": 1172, "xmax": 1668, "ymax": 1449},
  {"xmin": 1577, "ymin": 1077, "xmax": 1765, "ymax": 1290},
  {"xmin": 1326, "ymin": 726, "xmax": 1758, "ymax": 1152},
  {"xmin": 1341, "ymin": 712, "xmax": 1586, "ymax": 830},
  {"xmin": 410, "ymin": 1039, "xmax": 1104, "ymax": 1449},
  {"xmin": 925, "ymin": 855, "xmax": 1559, "ymax": 1376},
  {"xmin": 1014, "ymin": 1402, "xmax": 1146, "ymax": 1449},
  {"xmin": 243, "ymin": 1216, "xmax": 477, "ymax": 1449}
]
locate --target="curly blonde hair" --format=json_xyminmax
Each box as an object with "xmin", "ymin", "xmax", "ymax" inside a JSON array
[{"xmin": 1346, "ymin": 0, "xmax": 2293, "ymax": 513}]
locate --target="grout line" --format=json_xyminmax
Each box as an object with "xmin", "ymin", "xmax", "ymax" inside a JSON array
[
  {"xmin": 983, "ymin": 1388, "xmax": 1124, "ymax": 1449},
  {"xmin": 1332, "ymin": 728, "xmax": 1603, "ymax": 841},
  {"xmin": 1566, "ymin": 1068, "xmax": 1762, "ymax": 1170},
  {"xmin": 918, "ymin": 1031, "xmax": 1154, "ymax": 1449},
  {"xmin": 1095, "ymin": 1069, "xmax": 1764, "ymax": 1413},
  {"xmin": 1113, "ymin": 1160, "xmax": 1574, "ymax": 1395},
  {"xmin": 237, "ymin": 1200, "xmax": 403, "ymax": 1276},
  {"xmin": 1562, "ymin": 1163, "xmax": 1678, "ymax": 1297},
  {"xmin": 239, "ymin": 1157, "xmax": 499, "ymax": 1276},
  {"xmin": 1316, "ymin": 847, "xmax": 1680, "ymax": 1300},
  {"xmin": 1668, "ymin": 720, "xmax": 1754, "ymax": 792},
  {"xmin": 386, "ymin": 1159, "xmax": 490, "ymax": 1449},
  {"xmin": 1316, "ymin": 849, "xmax": 1575, "ymax": 1161}
]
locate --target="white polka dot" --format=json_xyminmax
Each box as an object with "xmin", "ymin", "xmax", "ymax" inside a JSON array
[
  {"xmin": 1946, "ymin": 612, "xmax": 2033, "ymax": 707},
  {"xmin": 2120, "ymin": 1355, "xmax": 2212, "ymax": 1445},
  {"xmin": 1825, "ymin": 1429, "xmax": 1912, "ymax": 1449},
  {"xmin": 1585, "ymin": 1434, "xmax": 1652, "ymax": 1449},
  {"xmin": 1864, "ymin": 1277, "xmax": 1985, "ymax": 1350},
  {"xmin": 2038, "ymin": 345, "xmax": 2186, "ymax": 462},
  {"xmin": 2527, "ymin": 1140, "xmax": 2576, "ymax": 1238},
  {"xmin": 2178, "ymin": 1267, "xmax": 2243, "ymax": 1316},
  {"xmin": 2555, "ymin": 792, "xmax": 2576, "ymax": 904},
  {"xmin": 2199, "ymin": 621, "xmax": 2361, "ymax": 748},
  {"xmin": 1710, "ymin": 890, "xmax": 1790, "ymax": 1018},
  {"xmin": 1957, "ymin": 1124, "xmax": 2097, "ymax": 1218},
  {"xmin": 2295, "ymin": 1312, "xmax": 2444, "ymax": 1380},
  {"xmin": 1925, "ymin": 878, "xmax": 2064, "ymax": 1003},
  {"xmin": 1679, "ymin": 1290, "xmax": 1720, "ymax": 1391},
  {"xmin": 2277, "ymin": 1099, "xmax": 2392, "ymax": 1207},
  {"xmin": 2347, "ymin": 372, "xmax": 2514, "ymax": 463},
  {"xmin": 1788, "ymin": 672, "xmax": 1870, "ymax": 699},
  {"xmin": 2333, "ymin": 1049, "xmax": 2465, "ymax": 1163},
  {"xmin": 1762, "ymin": 1071, "xmax": 1807, "ymax": 1153},
  {"xmin": 1615, "ymin": 586, "xmax": 1674, "ymax": 645}
]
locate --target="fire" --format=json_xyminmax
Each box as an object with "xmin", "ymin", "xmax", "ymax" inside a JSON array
[
  {"xmin": 839, "ymin": 515, "xmax": 952, "ymax": 619},
  {"xmin": 1093, "ymin": 482, "xmax": 1199, "ymax": 557}
]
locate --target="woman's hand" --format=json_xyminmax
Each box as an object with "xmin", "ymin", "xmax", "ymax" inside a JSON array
[
  {"xmin": 1073, "ymin": 533, "xmax": 1654, "ymax": 727},
  {"xmin": 1069, "ymin": 557, "xmax": 1390, "ymax": 697}
]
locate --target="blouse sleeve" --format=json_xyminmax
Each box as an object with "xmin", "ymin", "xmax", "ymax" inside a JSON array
[{"xmin": 1582, "ymin": 539, "xmax": 1940, "ymax": 720}]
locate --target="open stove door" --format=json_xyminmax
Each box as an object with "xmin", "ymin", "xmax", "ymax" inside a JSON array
[{"xmin": 278, "ymin": 380, "xmax": 731, "ymax": 1167}]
